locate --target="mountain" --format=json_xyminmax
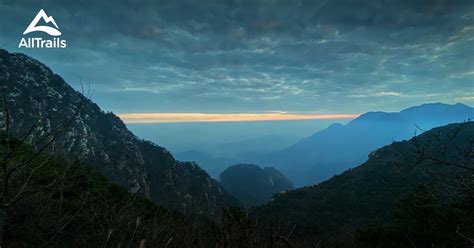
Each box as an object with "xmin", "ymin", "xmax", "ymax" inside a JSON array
[
  {"xmin": 174, "ymin": 135, "xmax": 297, "ymax": 179},
  {"xmin": 138, "ymin": 141, "xmax": 239, "ymax": 216},
  {"xmin": 260, "ymin": 103, "xmax": 474, "ymax": 186},
  {"xmin": 0, "ymin": 133, "xmax": 212, "ymax": 247},
  {"xmin": 219, "ymin": 164, "xmax": 293, "ymax": 206},
  {"xmin": 254, "ymin": 121, "xmax": 474, "ymax": 241},
  {"xmin": 0, "ymin": 49, "xmax": 239, "ymax": 218},
  {"xmin": 2, "ymin": 133, "xmax": 300, "ymax": 247}
]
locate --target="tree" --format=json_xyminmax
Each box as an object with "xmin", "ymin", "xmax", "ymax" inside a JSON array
[
  {"xmin": 357, "ymin": 122, "xmax": 474, "ymax": 248},
  {"xmin": 0, "ymin": 80, "xmax": 85, "ymax": 244}
]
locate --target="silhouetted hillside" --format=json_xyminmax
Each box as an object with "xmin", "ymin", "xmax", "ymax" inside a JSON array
[
  {"xmin": 255, "ymin": 121, "xmax": 474, "ymax": 243},
  {"xmin": 260, "ymin": 103, "xmax": 474, "ymax": 186},
  {"xmin": 220, "ymin": 164, "xmax": 293, "ymax": 206},
  {"xmin": 0, "ymin": 134, "xmax": 297, "ymax": 247}
]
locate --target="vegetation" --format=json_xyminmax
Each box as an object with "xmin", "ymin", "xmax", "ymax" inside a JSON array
[
  {"xmin": 219, "ymin": 164, "xmax": 293, "ymax": 206},
  {"xmin": 355, "ymin": 185, "xmax": 474, "ymax": 248},
  {"xmin": 354, "ymin": 122, "xmax": 474, "ymax": 247},
  {"xmin": 2, "ymin": 120, "xmax": 473, "ymax": 247},
  {"xmin": 0, "ymin": 48, "xmax": 240, "ymax": 219},
  {"xmin": 254, "ymin": 122, "xmax": 474, "ymax": 247},
  {"xmin": 0, "ymin": 134, "xmax": 302, "ymax": 247},
  {"xmin": 2, "ymin": 49, "xmax": 473, "ymax": 247}
]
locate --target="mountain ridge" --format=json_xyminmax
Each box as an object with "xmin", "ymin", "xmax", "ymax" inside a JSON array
[
  {"xmin": 258, "ymin": 102, "xmax": 474, "ymax": 186},
  {"xmin": 254, "ymin": 121, "xmax": 474, "ymax": 240},
  {"xmin": 219, "ymin": 164, "xmax": 293, "ymax": 206},
  {"xmin": 0, "ymin": 49, "xmax": 240, "ymax": 218}
]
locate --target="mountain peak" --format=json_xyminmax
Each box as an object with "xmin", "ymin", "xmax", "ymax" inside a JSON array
[
  {"xmin": 350, "ymin": 102, "xmax": 473, "ymax": 124},
  {"xmin": 220, "ymin": 164, "xmax": 293, "ymax": 206},
  {"xmin": 262, "ymin": 101, "xmax": 474, "ymax": 186},
  {"xmin": 255, "ymin": 121, "xmax": 474, "ymax": 240},
  {"xmin": 400, "ymin": 102, "xmax": 473, "ymax": 114},
  {"xmin": 1, "ymin": 49, "xmax": 239, "ymax": 218}
]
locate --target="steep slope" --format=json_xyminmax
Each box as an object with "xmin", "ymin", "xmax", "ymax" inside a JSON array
[
  {"xmin": 0, "ymin": 133, "xmax": 217, "ymax": 247},
  {"xmin": 0, "ymin": 49, "xmax": 239, "ymax": 218},
  {"xmin": 261, "ymin": 103, "xmax": 474, "ymax": 186},
  {"xmin": 220, "ymin": 164, "xmax": 293, "ymax": 206},
  {"xmin": 2, "ymin": 134, "xmax": 298, "ymax": 248},
  {"xmin": 254, "ymin": 121, "xmax": 474, "ymax": 239},
  {"xmin": 138, "ymin": 140, "xmax": 239, "ymax": 217},
  {"xmin": 1, "ymin": 50, "xmax": 149, "ymax": 195}
]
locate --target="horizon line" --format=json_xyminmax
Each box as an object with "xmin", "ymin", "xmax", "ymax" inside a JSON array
[{"xmin": 117, "ymin": 112, "xmax": 360, "ymax": 124}]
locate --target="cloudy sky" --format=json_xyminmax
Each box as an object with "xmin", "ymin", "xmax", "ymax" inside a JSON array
[{"xmin": 1, "ymin": 0, "xmax": 473, "ymax": 120}]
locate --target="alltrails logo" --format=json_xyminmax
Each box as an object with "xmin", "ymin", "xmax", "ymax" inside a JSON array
[{"xmin": 18, "ymin": 9, "xmax": 67, "ymax": 48}]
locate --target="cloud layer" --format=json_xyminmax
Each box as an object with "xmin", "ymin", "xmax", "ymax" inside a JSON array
[
  {"xmin": 0, "ymin": 0, "xmax": 473, "ymax": 114},
  {"xmin": 117, "ymin": 112, "xmax": 359, "ymax": 123}
]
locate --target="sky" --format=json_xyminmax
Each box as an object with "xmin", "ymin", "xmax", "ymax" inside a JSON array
[
  {"xmin": 0, "ymin": 0, "xmax": 473, "ymax": 120},
  {"xmin": 118, "ymin": 112, "xmax": 358, "ymax": 123}
]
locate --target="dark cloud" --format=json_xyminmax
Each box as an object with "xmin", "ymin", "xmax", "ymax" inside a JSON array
[{"xmin": 0, "ymin": 0, "xmax": 473, "ymax": 113}]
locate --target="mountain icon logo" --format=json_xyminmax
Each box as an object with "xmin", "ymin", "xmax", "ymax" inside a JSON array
[{"xmin": 23, "ymin": 9, "xmax": 61, "ymax": 36}]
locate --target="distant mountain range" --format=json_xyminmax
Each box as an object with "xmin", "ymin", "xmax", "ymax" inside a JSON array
[
  {"xmin": 4, "ymin": 48, "xmax": 473, "ymax": 247},
  {"xmin": 219, "ymin": 164, "xmax": 293, "ymax": 206},
  {"xmin": 0, "ymin": 49, "xmax": 240, "ymax": 218},
  {"xmin": 175, "ymin": 150, "xmax": 237, "ymax": 179},
  {"xmin": 258, "ymin": 103, "xmax": 474, "ymax": 186},
  {"xmin": 213, "ymin": 134, "xmax": 298, "ymax": 158},
  {"xmin": 254, "ymin": 121, "xmax": 474, "ymax": 240},
  {"xmin": 175, "ymin": 135, "xmax": 297, "ymax": 178}
]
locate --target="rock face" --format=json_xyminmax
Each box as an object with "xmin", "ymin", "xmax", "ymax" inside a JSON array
[
  {"xmin": 219, "ymin": 164, "xmax": 293, "ymax": 206},
  {"xmin": 138, "ymin": 140, "xmax": 239, "ymax": 217},
  {"xmin": 0, "ymin": 49, "xmax": 239, "ymax": 218}
]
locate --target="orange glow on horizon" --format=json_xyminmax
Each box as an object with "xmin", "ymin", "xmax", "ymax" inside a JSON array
[{"xmin": 117, "ymin": 112, "xmax": 359, "ymax": 124}]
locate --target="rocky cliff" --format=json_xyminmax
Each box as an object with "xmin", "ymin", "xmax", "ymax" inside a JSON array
[{"xmin": 0, "ymin": 49, "xmax": 239, "ymax": 218}]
